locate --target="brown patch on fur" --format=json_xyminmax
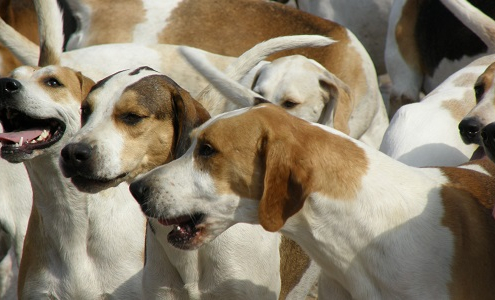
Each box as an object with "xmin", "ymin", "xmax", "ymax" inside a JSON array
[
  {"xmin": 278, "ymin": 236, "xmax": 312, "ymax": 299},
  {"xmin": 395, "ymin": 0, "xmax": 423, "ymax": 74},
  {"xmin": 441, "ymin": 94, "xmax": 475, "ymax": 121},
  {"xmin": 194, "ymin": 104, "xmax": 368, "ymax": 231},
  {"xmin": 38, "ymin": 67, "xmax": 95, "ymax": 104},
  {"xmin": 0, "ymin": 0, "xmax": 39, "ymax": 75},
  {"xmin": 319, "ymin": 72, "xmax": 353, "ymax": 134},
  {"xmin": 81, "ymin": 0, "xmax": 145, "ymax": 45},
  {"xmin": 160, "ymin": 0, "xmax": 367, "ymax": 111},
  {"xmin": 473, "ymin": 62, "xmax": 495, "ymax": 103},
  {"xmin": 441, "ymin": 160, "xmax": 495, "ymax": 209},
  {"xmin": 441, "ymin": 186, "xmax": 495, "ymax": 299},
  {"xmin": 113, "ymin": 75, "xmax": 209, "ymax": 179}
]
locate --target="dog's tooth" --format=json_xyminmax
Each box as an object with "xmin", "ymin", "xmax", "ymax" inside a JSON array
[{"xmin": 19, "ymin": 137, "xmax": 23, "ymax": 145}]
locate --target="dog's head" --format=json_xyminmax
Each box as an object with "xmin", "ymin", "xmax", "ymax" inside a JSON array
[
  {"xmin": 459, "ymin": 62, "xmax": 495, "ymax": 145},
  {"xmin": 0, "ymin": 65, "xmax": 94, "ymax": 163},
  {"xmin": 250, "ymin": 55, "xmax": 353, "ymax": 134},
  {"xmin": 129, "ymin": 104, "xmax": 367, "ymax": 250},
  {"xmin": 59, "ymin": 66, "xmax": 210, "ymax": 193}
]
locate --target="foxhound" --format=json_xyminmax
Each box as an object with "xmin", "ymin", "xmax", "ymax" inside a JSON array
[
  {"xmin": 61, "ymin": 0, "xmax": 385, "ymax": 124},
  {"xmin": 59, "ymin": 65, "xmax": 318, "ymax": 299},
  {"xmin": 236, "ymin": 54, "xmax": 388, "ymax": 148},
  {"xmin": 0, "ymin": 7, "xmax": 146, "ymax": 295},
  {"xmin": 0, "ymin": 0, "xmax": 334, "ymax": 98},
  {"xmin": 379, "ymin": 54, "xmax": 495, "ymax": 167},
  {"xmin": 459, "ymin": 61, "xmax": 495, "ymax": 151},
  {"xmin": 385, "ymin": 0, "xmax": 495, "ymax": 117},
  {"xmin": 130, "ymin": 102, "xmax": 495, "ymax": 299}
]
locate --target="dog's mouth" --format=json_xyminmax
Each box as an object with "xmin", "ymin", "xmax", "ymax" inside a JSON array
[
  {"xmin": 0, "ymin": 108, "xmax": 65, "ymax": 157},
  {"xmin": 158, "ymin": 213, "xmax": 206, "ymax": 250},
  {"xmin": 69, "ymin": 172, "xmax": 129, "ymax": 193}
]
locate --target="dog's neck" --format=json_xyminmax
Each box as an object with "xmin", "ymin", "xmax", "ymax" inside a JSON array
[
  {"xmin": 278, "ymin": 150, "xmax": 450, "ymax": 297},
  {"xmin": 19, "ymin": 151, "xmax": 145, "ymax": 298}
]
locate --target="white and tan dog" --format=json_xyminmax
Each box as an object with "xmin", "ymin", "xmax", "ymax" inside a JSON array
[
  {"xmin": 385, "ymin": 0, "xmax": 495, "ymax": 116},
  {"xmin": 60, "ymin": 0, "xmax": 386, "ymax": 124},
  {"xmin": 459, "ymin": 61, "xmax": 495, "ymax": 149},
  {"xmin": 58, "ymin": 66, "xmax": 292, "ymax": 299},
  {"xmin": 0, "ymin": 2, "xmax": 146, "ymax": 297},
  {"xmin": 379, "ymin": 54, "xmax": 495, "ymax": 167},
  {"xmin": 0, "ymin": 65, "xmax": 146, "ymax": 299},
  {"xmin": 235, "ymin": 54, "xmax": 388, "ymax": 147},
  {"xmin": 130, "ymin": 99, "xmax": 495, "ymax": 299}
]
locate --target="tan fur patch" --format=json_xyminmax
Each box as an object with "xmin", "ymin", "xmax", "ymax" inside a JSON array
[
  {"xmin": 474, "ymin": 62, "xmax": 495, "ymax": 103},
  {"xmin": 451, "ymin": 72, "xmax": 480, "ymax": 88},
  {"xmin": 441, "ymin": 93, "xmax": 475, "ymax": 121},
  {"xmin": 194, "ymin": 104, "xmax": 368, "ymax": 230},
  {"xmin": 441, "ymin": 186, "xmax": 495, "ymax": 299},
  {"xmin": 38, "ymin": 67, "xmax": 95, "ymax": 104},
  {"xmin": 278, "ymin": 236, "xmax": 312, "ymax": 299},
  {"xmin": 83, "ymin": 0, "xmax": 145, "ymax": 45},
  {"xmin": 395, "ymin": 0, "xmax": 423, "ymax": 73},
  {"xmin": 160, "ymin": 0, "xmax": 366, "ymax": 109}
]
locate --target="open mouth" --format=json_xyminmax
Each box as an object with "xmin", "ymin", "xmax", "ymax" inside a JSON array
[
  {"xmin": 0, "ymin": 107, "xmax": 65, "ymax": 156},
  {"xmin": 158, "ymin": 213, "xmax": 206, "ymax": 249}
]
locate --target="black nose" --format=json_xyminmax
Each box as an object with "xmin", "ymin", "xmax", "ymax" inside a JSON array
[
  {"xmin": 0, "ymin": 78, "xmax": 22, "ymax": 96},
  {"xmin": 60, "ymin": 143, "xmax": 93, "ymax": 177},
  {"xmin": 459, "ymin": 117, "xmax": 482, "ymax": 145},
  {"xmin": 129, "ymin": 179, "xmax": 150, "ymax": 206}
]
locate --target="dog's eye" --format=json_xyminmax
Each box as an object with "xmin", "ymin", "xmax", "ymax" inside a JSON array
[
  {"xmin": 120, "ymin": 113, "xmax": 144, "ymax": 125},
  {"xmin": 474, "ymin": 84, "xmax": 485, "ymax": 102},
  {"xmin": 81, "ymin": 105, "xmax": 92, "ymax": 125},
  {"xmin": 45, "ymin": 77, "xmax": 62, "ymax": 87},
  {"xmin": 281, "ymin": 100, "xmax": 298, "ymax": 109},
  {"xmin": 197, "ymin": 143, "xmax": 216, "ymax": 157}
]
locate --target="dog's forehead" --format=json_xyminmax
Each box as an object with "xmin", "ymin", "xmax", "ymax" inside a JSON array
[
  {"xmin": 10, "ymin": 66, "xmax": 41, "ymax": 80},
  {"xmin": 88, "ymin": 67, "xmax": 161, "ymax": 106}
]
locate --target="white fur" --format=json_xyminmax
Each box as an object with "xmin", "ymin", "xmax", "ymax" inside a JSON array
[{"xmin": 132, "ymin": 0, "xmax": 177, "ymax": 44}]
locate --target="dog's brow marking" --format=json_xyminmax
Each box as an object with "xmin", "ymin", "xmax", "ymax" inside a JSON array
[
  {"xmin": 129, "ymin": 66, "xmax": 157, "ymax": 76},
  {"xmin": 90, "ymin": 70, "xmax": 128, "ymax": 93}
]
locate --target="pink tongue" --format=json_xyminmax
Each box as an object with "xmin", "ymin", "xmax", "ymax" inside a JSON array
[{"xmin": 0, "ymin": 129, "xmax": 43, "ymax": 144}]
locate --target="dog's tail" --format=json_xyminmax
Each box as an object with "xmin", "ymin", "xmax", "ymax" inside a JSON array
[
  {"xmin": 35, "ymin": 0, "xmax": 64, "ymax": 66},
  {"xmin": 181, "ymin": 35, "xmax": 335, "ymax": 115},
  {"xmin": 440, "ymin": 0, "xmax": 495, "ymax": 50},
  {"xmin": 0, "ymin": 0, "xmax": 63, "ymax": 68}
]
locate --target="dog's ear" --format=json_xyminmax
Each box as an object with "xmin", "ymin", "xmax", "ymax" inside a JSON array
[
  {"xmin": 172, "ymin": 88, "xmax": 211, "ymax": 158},
  {"xmin": 258, "ymin": 133, "xmax": 310, "ymax": 232},
  {"xmin": 76, "ymin": 71, "xmax": 95, "ymax": 100},
  {"xmin": 318, "ymin": 72, "xmax": 353, "ymax": 135}
]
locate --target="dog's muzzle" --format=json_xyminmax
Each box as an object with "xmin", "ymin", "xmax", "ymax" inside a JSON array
[
  {"xmin": 60, "ymin": 142, "xmax": 93, "ymax": 177},
  {"xmin": 0, "ymin": 78, "xmax": 22, "ymax": 101}
]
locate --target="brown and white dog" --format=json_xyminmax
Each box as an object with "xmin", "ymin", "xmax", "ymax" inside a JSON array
[
  {"xmin": 379, "ymin": 54, "xmax": 495, "ymax": 167},
  {"xmin": 59, "ymin": 66, "xmax": 300, "ymax": 299},
  {"xmin": 236, "ymin": 54, "xmax": 388, "ymax": 147},
  {"xmin": 62, "ymin": 0, "xmax": 386, "ymax": 123},
  {"xmin": 129, "ymin": 98, "xmax": 495, "ymax": 299},
  {"xmin": 459, "ymin": 61, "xmax": 495, "ymax": 150},
  {"xmin": 0, "ymin": 1, "xmax": 146, "ymax": 298},
  {"xmin": 385, "ymin": 0, "xmax": 495, "ymax": 117}
]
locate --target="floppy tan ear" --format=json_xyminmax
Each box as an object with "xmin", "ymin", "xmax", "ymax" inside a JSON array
[
  {"xmin": 76, "ymin": 71, "xmax": 95, "ymax": 100},
  {"xmin": 259, "ymin": 134, "xmax": 310, "ymax": 232},
  {"xmin": 172, "ymin": 87, "xmax": 211, "ymax": 158},
  {"xmin": 318, "ymin": 72, "xmax": 353, "ymax": 135}
]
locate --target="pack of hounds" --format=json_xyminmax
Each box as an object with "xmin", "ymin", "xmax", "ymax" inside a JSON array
[{"xmin": 1, "ymin": 0, "xmax": 495, "ymax": 299}]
